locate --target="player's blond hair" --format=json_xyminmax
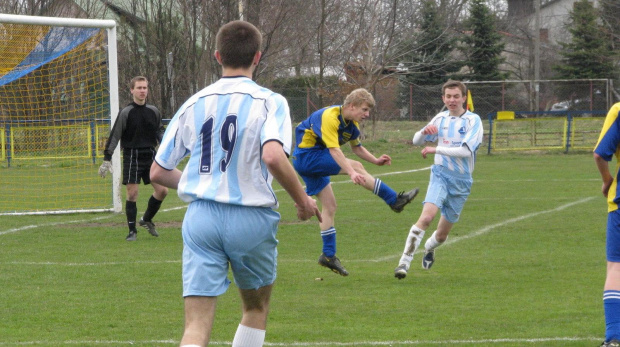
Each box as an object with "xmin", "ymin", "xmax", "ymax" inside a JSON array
[{"xmin": 343, "ymin": 88, "xmax": 375, "ymax": 108}]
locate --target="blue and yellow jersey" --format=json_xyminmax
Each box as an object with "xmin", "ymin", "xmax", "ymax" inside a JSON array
[
  {"xmin": 594, "ymin": 103, "xmax": 620, "ymax": 212},
  {"xmin": 294, "ymin": 105, "xmax": 361, "ymax": 151}
]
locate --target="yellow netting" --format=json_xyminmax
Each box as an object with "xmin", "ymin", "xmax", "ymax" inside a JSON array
[{"xmin": 0, "ymin": 22, "xmax": 113, "ymax": 214}]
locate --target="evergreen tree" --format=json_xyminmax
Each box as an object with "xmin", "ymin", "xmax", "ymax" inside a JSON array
[
  {"xmin": 398, "ymin": 0, "xmax": 461, "ymax": 118},
  {"xmin": 460, "ymin": 0, "xmax": 508, "ymax": 81},
  {"xmin": 402, "ymin": 0, "xmax": 461, "ymax": 86},
  {"xmin": 553, "ymin": 0, "xmax": 616, "ymax": 79}
]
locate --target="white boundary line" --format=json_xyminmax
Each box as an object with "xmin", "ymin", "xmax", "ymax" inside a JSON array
[
  {"xmin": 0, "ymin": 173, "xmax": 602, "ymax": 346},
  {"xmin": 0, "ymin": 336, "xmax": 602, "ymax": 345},
  {"xmin": 371, "ymin": 196, "xmax": 595, "ymax": 263}
]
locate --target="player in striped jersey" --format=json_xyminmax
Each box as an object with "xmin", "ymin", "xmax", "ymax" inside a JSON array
[
  {"xmin": 394, "ymin": 80, "xmax": 483, "ymax": 279},
  {"xmin": 150, "ymin": 21, "xmax": 320, "ymax": 347},
  {"xmin": 292, "ymin": 88, "xmax": 419, "ymax": 277},
  {"xmin": 594, "ymin": 102, "xmax": 620, "ymax": 347}
]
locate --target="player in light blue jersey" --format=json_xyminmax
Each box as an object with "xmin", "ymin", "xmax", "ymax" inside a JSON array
[
  {"xmin": 594, "ymin": 102, "xmax": 620, "ymax": 347},
  {"xmin": 394, "ymin": 80, "xmax": 483, "ymax": 279},
  {"xmin": 150, "ymin": 21, "xmax": 320, "ymax": 347}
]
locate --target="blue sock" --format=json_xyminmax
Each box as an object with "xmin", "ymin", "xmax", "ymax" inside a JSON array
[
  {"xmin": 321, "ymin": 227, "xmax": 336, "ymax": 257},
  {"xmin": 374, "ymin": 179, "xmax": 397, "ymax": 206},
  {"xmin": 604, "ymin": 290, "xmax": 620, "ymax": 341}
]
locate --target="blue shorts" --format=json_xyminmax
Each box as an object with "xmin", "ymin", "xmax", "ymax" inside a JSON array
[
  {"xmin": 292, "ymin": 149, "xmax": 341, "ymax": 196},
  {"xmin": 423, "ymin": 165, "xmax": 473, "ymax": 224},
  {"xmin": 181, "ymin": 199, "xmax": 280, "ymax": 297},
  {"xmin": 607, "ymin": 210, "xmax": 620, "ymax": 262}
]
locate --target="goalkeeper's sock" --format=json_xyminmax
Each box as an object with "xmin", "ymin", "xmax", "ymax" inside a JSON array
[
  {"xmin": 126, "ymin": 200, "xmax": 138, "ymax": 231},
  {"xmin": 321, "ymin": 227, "xmax": 337, "ymax": 258},
  {"xmin": 373, "ymin": 179, "xmax": 397, "ymax": 206},
  {"xmin": 232, "ymin": 324, "xmax": 265, "ymax": 347},
  {"xmin": 398, "ymin": 226, "xmax": 425, "ymax": 267},
  {"xmin": 142, "ymin": 195, "xmax": 163, "ymax": 222},
  {"xmin": 604, "ymin": 290, "xmax": 620, "ymax": 341},
  {"xmin": 424, "ymin": 230, "xmax": 446, "ymax": 251}
]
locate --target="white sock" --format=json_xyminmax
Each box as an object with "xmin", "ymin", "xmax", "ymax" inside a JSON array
[
  {"xmin": 398, "ymin": 225, "xmax": 425, "ymax": 268},
  {"xmin": 180, "ymin": 345, "xmax": 201, "ymax": 347},
  {"xmin": 232, "ymin": 324, "xmax": 266, "ymax": 347},
  {"xmin": 424, "ymin": 230, "xmax": 446, "ymax": 251}
]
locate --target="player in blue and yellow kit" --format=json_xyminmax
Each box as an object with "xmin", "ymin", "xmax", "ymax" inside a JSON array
[
  {"xmin": 292, "ymin": 88, "xmax": 419, "ymax": 276},
  {"xmin": 594, "ymin": 102, "xmax": 620, "ymax": 347}
]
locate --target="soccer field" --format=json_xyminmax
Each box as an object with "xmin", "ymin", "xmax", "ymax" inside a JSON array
[{"xmin": 0, "ymin": 148, "xmax": 607, "ymax": 346}]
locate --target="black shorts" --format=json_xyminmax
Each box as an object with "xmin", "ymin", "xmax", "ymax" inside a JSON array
[{"xmin": 122, "ymin": 148, "xmax": 156, "ymax": 185}]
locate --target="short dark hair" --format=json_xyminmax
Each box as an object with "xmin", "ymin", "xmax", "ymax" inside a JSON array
[
  {"xmin": 216, "ymin": 21, "xmax": 262, "ymax": 69},
  {"xmin": 442, "ymin": 80, "xmax": 466, "ymax": 96},
  {"xmin": 130, "ymin": 76, "xmax": 148, "ymax": 89}
]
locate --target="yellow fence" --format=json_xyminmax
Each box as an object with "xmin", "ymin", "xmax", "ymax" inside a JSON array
[
  {"xmin": 0, "ymin": 122, "xmax": 111, "ymax": 165},
  {"xmin": 487, "ymin": 112, "xmax": 606, "ymax": 153}
]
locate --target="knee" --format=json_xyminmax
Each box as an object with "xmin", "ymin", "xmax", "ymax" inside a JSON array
[
  {"xmin": 126, "ymin": 191, "xmax": 138, "ymax": 201},
  {"xmin": 417, "ymin": 215, "xmax": 434, "ymax": 230},
  {"xmin": 157, "ymin": 187, "xmax": 169, "ymax": 200},
  {"xmin": 323, "ymin": 201, "xmax": 337, "ymax": 217},
  {"xmin": 350, "ymin": 160, "xmax": 366, "ymax": 173}
]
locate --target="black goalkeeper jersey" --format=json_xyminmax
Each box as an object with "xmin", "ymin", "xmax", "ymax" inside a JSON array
[{"xmin": 103, "ymin": 102, "xmax": 165, "ymax": 161}]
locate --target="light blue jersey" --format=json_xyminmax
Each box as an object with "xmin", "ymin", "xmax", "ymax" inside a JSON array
[
  {"xmin": 155, "ymin": 76, "xmax": 291, "ymax": 207},
  {"xmin": 423, "ymin": 110, "xmax": 483, "ymax": 176}
]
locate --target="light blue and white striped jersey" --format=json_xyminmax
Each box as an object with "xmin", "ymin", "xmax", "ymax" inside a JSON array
[
  {"xmin": 155, "ymin": 76, "xmax": 292, "ymax": 207},
  {"xmin": 423, "ymin": 110, "xmax": 483, "ymax": 175}
]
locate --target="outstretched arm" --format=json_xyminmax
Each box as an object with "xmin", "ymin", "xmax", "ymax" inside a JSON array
[
  {"xmin": 328, "ymin": 147, "xmax": 366, "ymax": 185},
  {"xmin": 351, "ymin": 144, "xmax": 391, "ymax": 166}
]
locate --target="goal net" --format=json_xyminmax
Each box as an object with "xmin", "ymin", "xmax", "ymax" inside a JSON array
[{"xmin": 0, "ymin": 14, "xmax": 121, "ymax": 215}]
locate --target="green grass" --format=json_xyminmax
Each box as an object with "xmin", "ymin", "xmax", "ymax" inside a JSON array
[{"xmin": 0, "ymin": 126, "xmax": 609, "ymax": 346}]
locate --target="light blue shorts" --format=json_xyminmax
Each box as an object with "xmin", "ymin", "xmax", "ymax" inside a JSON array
[
  {"xmin": 181, "ymin": 199, "xmax": 280, "ymax": 297},
  {"xmin": 423, "ymin": 165, "xmax": 473, "ymax": 224},
  {"xmin": 607, "ymin": 210, "xmax": 620, "ymax": 262},
  {"xmin": 292, "ymin": 148, "xmax": 342, "ymax": 196}
]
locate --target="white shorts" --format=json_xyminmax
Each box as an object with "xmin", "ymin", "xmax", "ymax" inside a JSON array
[
  {"xmin": 181, "ymin": 199, "xmax": 280, "ymax": 297},
  {"xmin": 424, "ymin": 165, "xmax": 472, "ymax": 224}
]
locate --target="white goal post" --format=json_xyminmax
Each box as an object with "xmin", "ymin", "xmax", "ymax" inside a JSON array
[{"xmin": 0, "ymin": 14, "xmax": 121, "ymax": 215}]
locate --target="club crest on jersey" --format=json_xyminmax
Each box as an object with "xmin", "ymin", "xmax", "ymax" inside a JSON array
[{"xmin": 458, "ymin": 126, "xmax": 466, "ymax": 135}]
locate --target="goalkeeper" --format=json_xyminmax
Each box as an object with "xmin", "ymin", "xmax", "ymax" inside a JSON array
[{"xmin": 99, "ymin": 76, "xmax": 168, "ymax": 241}]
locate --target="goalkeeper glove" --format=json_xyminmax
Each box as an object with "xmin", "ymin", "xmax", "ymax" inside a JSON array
[{"xmin": 98, "ymin": 160, "xmax": 113, "ymax": 178}]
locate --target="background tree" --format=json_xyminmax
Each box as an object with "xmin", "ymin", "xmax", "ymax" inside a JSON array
[
  {"xmin": 400, "ymin": 0, "xmax": 461, "ymax": 87},
  {"xmin": 598, "ymin": 0, "xmax": 620, "ymax": 87},
  {"xmin": 553, "ymin": 0, "xmax": 616, "ymax": 80},
  {"xmin": 459, "ymin": 0, "xmax": 508, "ymax": 81}
]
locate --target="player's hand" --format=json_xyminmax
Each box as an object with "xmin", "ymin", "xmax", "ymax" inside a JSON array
[
  {"xmin": 350, "ymin": 172, "xmax": 366, "ymax": 185},
  {"xmin": 375, "ymin": 154, "xmax": 391, "ymax": 166},
  {"xmin": 421, "ymin": 146, "xmax": 436, "ymax": 159},
  {"xmin": 422, "ymin": 125, "xmax": 438, "ymax": 135},
  {"xmin": 295, "ymin": 196, "xmax": 322, "ymax": 222},
  {"xmin": 602, "ymin": 178, "xmax": 613, "ymax": 198},
  {"xmin": 98, "ymin": 160, "xmax": 113, "ymax": 178}
]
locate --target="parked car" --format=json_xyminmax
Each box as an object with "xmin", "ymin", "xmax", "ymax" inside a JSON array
[{"xmin": 549, "ymin": 90, "xmax": 605, "ymax": 113}]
